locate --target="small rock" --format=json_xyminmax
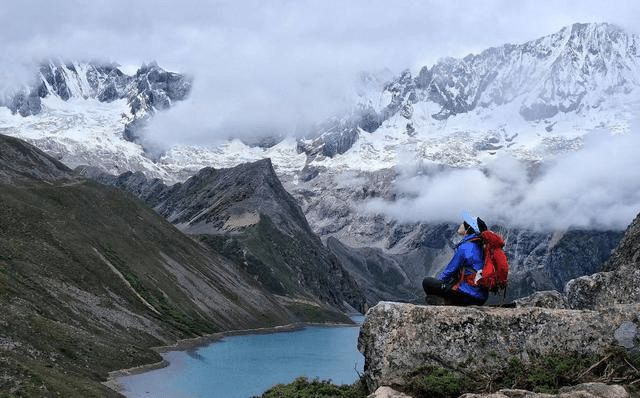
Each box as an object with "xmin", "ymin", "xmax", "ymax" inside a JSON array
[
  {"xmin": 614, "ymin": 322, "xmax": 638, "ymax": 349},
  {"xmin": 460, "ymin": 389, "xmax": 554, "ymax": 397}
]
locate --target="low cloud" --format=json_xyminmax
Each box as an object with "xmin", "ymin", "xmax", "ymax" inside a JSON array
[{"xmin": 363, "ymin": 131, "xmax": 640, "ymax": 231}]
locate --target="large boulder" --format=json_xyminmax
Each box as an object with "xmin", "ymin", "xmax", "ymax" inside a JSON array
[{"xmin": 358, "ymin": 302, "xmax": 639, "ymax": 391}]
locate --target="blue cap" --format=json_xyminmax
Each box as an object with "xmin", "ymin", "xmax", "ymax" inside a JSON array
[{"xmin": 461, "ymin": 211, "xmax": 480, "ymax": 233}]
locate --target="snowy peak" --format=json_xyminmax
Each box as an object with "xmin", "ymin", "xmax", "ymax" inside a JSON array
[
  {"xmin": 390, "ymin": 22, "xmax": 640, "ymax": 121},
  {"xmin": 128, "ymin": 61, "xmax": 191, "ymax": 114},
  {"xmin": 38, "ymin": 61, "xmax": 127, "ymax": 102},
  {"xmin": 3, "ymin": 60, "xmax": 192, "ymax": 124},
  {"xmin": 298, "ymin": 23, "xmax": 640, "ymax": 163}
]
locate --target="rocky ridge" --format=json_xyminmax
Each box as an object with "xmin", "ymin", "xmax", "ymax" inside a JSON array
[
  {"xmin": 304, "ymin": 22, "xmax": 640, "ymax": 160},
  {"xmin": 81, "ymin": 160, "xmax": 367, "ymax": 314},
  {"xmin": 2, "ymin": 60, "xmax": 190, "ymax": 125}
]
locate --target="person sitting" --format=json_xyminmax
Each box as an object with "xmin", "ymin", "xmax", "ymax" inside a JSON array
[{"xmin": 422, "ymin": 211, "xmax": 488, "ymax": 306}]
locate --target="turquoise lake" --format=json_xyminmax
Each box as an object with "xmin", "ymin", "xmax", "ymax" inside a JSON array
[{"xmin": 117, "ymin": 316, "xmax": 365, "ymax": 398}]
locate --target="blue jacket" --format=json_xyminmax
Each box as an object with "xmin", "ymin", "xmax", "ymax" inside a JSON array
[{"xmin": 438, "ymin": 234, "xmax": 488, "ymax": 301}]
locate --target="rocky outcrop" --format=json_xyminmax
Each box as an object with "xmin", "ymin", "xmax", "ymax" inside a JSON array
[
  {"xmin": 565, "ymin": 214, "xmax": 640, "ymax": 310},
  {"xmin": 368, "ymin": 386, "xmax": 413, "ymax": 398},
  {"xmin": 358, "ymin": 302, "xmax": 639, "ymax": 391},
  {"xmin": 358, "ymin": 211, "xmax": 640, "ymax": 396},
  {"xmin": 83, "ymin": 159, "xmax": 366, "ymax": 314},
  {"xmin": 298, "ymin": 127, "xmax": 361, "ymax": 160}
]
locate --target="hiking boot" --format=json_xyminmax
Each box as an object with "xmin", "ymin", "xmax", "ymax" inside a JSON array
[{"xmin": 425, "ymin": 295, "xmax": 446, "ymax": 306}]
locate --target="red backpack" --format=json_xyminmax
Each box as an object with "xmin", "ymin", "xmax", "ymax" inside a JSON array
[{"xmin": 475, "ymin": 230, "xmax": 509, "ymax": 294}]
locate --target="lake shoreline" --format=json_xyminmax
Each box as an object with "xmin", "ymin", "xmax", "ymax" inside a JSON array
[{"xmin": 103, "ymin": 317, "xmax": 362, "ymax": 394}]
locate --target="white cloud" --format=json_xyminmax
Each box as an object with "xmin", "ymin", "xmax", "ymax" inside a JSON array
[{"xmin": 363, "ymin": 131, "xmax": 640, "ymax": 230}]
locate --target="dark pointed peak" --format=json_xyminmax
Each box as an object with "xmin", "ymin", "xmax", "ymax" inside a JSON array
[
  {"xmin": 138, "ymin": 60, "xmax": 161, "ymax": 73},
  {"xmin": 0, "ymin": 134, "xmax": 75, "ymax": 184}
]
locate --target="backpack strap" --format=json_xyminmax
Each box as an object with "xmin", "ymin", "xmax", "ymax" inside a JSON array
[{"xmin": 453, "ymin": 267, "xmax": 479, "ymax": 290}]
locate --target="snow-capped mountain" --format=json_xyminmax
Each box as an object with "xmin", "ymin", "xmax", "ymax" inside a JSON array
[
  {"xmin": 0, "ymin": 23, "xmax": 635, "ymax": 300},
  {"xmin": 3, "ymin": 23, "xmax": 638, "ymax": 178},
  {"xmin": 296, "ymin": 22, "xmax": 640, "ymax": 170},
  {"xmin": 0, "ymin": 61, "xmax": 191, "ymax": 178},
  {"xmin": 150, "ymin": 22, "xmax": 640, "ymax": 177},
  {"xmin": 3, "ymin": 61, "xmax": 191, "ymax": 120}
]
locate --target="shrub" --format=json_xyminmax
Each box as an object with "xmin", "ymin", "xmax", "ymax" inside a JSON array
[
  {"xmin": 259, "ymin": 376, "xmax": 366, "ymax": 398},
  {"xmin": 407, "ymin": 367, "xmax": 466, "ymax": 398}
]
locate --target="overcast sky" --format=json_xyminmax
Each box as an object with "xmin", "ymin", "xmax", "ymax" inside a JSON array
[
  {"xmin": 3, "ymin": 0, "xmax": 640, "ymax": 72},
  {"xmin": 2, "ymin": 0, "xmax": 640, "ymax": 144}
]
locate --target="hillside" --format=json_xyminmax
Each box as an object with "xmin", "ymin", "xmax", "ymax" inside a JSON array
[
  {"xmin": 0, "ymin": 135, "xmax": 309, "ymax": 396},
  {"xmin": 82, "ymin": 159, "xmax": 366, "ymax": 313}
]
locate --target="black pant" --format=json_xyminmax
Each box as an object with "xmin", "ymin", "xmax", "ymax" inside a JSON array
[{"xmin": 422, "ymin": 277, "xmax": 486, "ymax": 306}]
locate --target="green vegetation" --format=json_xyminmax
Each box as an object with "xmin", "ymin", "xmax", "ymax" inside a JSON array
[
  {"xmin": 494, "ymin": 355, "xmax": 590, "ymax": 393},
  {"xmin": 406, "ymin": 349, "xmax": 640, "ymax": 397},
  {"xmin": 200, "ymin": 215, "xmax": 360, "ymax": 323},
  {"xmin": 263, "ymin": 349, "xmax": 640, "ymax": 398},
  {"xmin": 406, "ymin": 367, "xmax": 467, "ymax": 398},
  {"xmin": 259, "ymin": 377, "xmax": 367, "ymax": 398},
  {"xmin": 0, "ymin": 180, "xmax": 292, "ymax": 395}
]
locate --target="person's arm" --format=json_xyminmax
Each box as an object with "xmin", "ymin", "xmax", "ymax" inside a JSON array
[{"xmin": 438, "ymin": 246, "xmax": 464, "ymax": 282}]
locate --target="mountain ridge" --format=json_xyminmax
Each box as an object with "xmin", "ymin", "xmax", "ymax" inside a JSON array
[
  {"xmin": 82, "ymin": 159, "xmax": 367, "ymax": 312},
  {"xmin": 302, "ymin": 22, "xmax": 640, "ymax": 160}
]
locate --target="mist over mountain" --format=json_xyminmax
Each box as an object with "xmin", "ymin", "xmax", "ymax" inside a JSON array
[
  {"xmin": 364, "ymin": 129, "xmax": 640, "ymax": 230},
  {"xmin": 1, "ymin": 22, "xmax": 639, "ymax": 234}
]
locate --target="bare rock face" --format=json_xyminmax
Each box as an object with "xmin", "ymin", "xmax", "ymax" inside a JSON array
[
  {"xmin": 83, "ymin": 159, "xmax": 366, "ymax": 314},
  {"xmin": 565, "ymin": 214, "xmax": 640, "ymax": 310},
  {"xmin": 460, "ymin": 383, "xmax": 629, "ymax": 398},
  {"xmin": 357, "ymin": 302, "xmax": 639, "ymax": 391}
]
